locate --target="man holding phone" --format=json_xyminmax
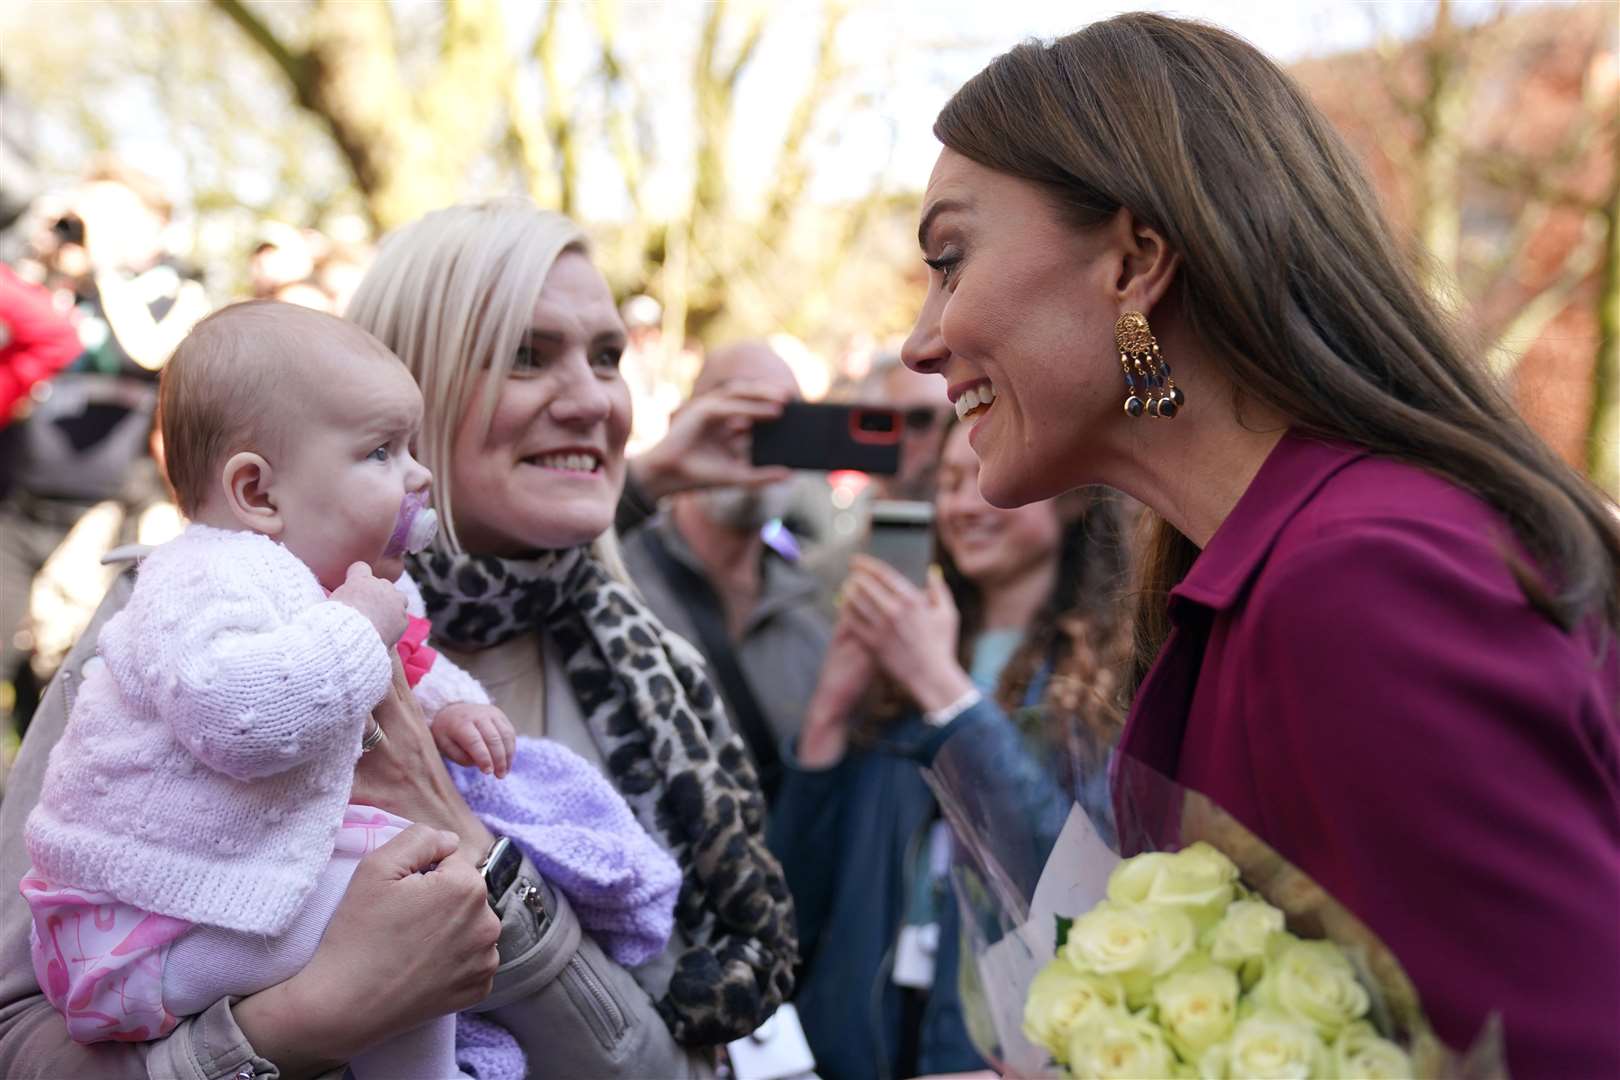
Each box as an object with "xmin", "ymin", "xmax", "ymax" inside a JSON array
[{"xmin": 620, "ymin": 341, "xmax": 831, "ymax": 806}]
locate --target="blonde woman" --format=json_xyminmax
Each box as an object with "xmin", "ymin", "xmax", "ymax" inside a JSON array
[
  {"xmin": 345, "ymin": 199, "xmax": 797, "ymax": 1073},
  {"xmin": 0, "ymin": 200, "xmax": 796, "ymax": 1078}
]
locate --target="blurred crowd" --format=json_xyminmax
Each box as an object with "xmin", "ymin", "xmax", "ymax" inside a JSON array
[
  {"xmin": 1, "ymin": 160, "xmax": 1136, "ymax": 1077},
  {"xmin": 0, "ymin": 159, "xmax": 958, "ymax": 771}
]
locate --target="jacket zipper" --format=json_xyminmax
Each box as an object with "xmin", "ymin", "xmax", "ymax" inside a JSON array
[{"xmin": 566, "ymin": 951, "xmax": 627, "ymax": 1045}]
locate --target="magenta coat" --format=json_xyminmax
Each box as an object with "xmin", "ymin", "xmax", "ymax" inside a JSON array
[{"xmin": 1117, "ymin": 430, "xmax": 1620, "ymax": 1077}]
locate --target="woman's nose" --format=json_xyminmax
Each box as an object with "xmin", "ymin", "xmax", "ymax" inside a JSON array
[
  {"xmin": 901, "ymin": 293, "xmax": 948, "ymax": 375},
  {"xmin": 548, "ymin": 357, "xmax": 613, "ymax": 426}
]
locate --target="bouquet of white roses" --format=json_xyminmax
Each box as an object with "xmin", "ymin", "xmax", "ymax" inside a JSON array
[
  {"xmin": 920, "ymin": 716, "xmax": 1504, "ymax": 1080},
  {"xmin": 1024, "ymin": 841, "xmax": 1414, "ymax": 1078}
]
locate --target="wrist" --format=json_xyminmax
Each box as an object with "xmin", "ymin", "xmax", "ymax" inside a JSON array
[
  {"xmin": 234, "ymin": 976, "xmax": 349, "ymax": 1077},
  {"xmin": 455, "ymin": 810, "xmax": 497, "ymax": 862},
  {"xmin": 796, "ymin": 717, "xmax": 848, "ymax": 768},
  {"xmin": 907, "ymin": 661, "xmax": 977, "ymax": 715},
  {"xmin": 630, "ymin": 447, "xmax": 677, "ymax": 502}
]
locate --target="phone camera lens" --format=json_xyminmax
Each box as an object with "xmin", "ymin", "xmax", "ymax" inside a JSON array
[{"xmin": 856, "ymin": 410, "xmax": 897, "ymax": 433}]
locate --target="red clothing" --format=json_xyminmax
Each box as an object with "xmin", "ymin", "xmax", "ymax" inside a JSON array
[
  {"xmin": 396, "ymin": 613, "xmax": 438, "ymax": 688},
  {"xmin": 1118, "ymin": 431, "xmax": 1620, "ymax": 1077},
  {"xmin": 0, "ymin": 266, "xmax": 80, "ymax": 425}
]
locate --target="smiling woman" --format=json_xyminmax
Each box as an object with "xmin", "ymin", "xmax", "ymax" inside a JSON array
[
  {"xmin": 446, "ymin": 249, "xmax": 631, "ymax": 557},
  {"xmin": 771, "ymin": 418, "xmax": 1131, "ymax": 1080},
  {"xmin": 345, "ymin": 198, "xmax": 798, "ymax": 1075},
  {"xmin": 902, "ymin": 13, "xmax": 1620, "ymax": 1075}
]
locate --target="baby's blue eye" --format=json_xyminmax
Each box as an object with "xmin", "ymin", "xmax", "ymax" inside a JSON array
[{"xmin": 368, "ymin": 445, "xmax": 389, "ymax": 462}]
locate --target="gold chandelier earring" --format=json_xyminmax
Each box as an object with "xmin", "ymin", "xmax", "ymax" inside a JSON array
[{"xmin": 1115, "ymin": 311, "xmax": 1184, "ymax": 419}]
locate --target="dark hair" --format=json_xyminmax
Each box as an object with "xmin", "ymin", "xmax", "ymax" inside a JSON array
[
  {"xmin": 934, "ymin": 13, "xmax": 1620, "ymax": 688},
  {"xmin": 859, "ymin": 422, "xmax": 1135, "ymax": 766},
  {"xmin": 949, "ymin": 485, "xmax": 1135, "ymax": 765}
]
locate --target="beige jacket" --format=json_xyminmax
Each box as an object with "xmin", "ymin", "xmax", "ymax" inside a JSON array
[{"xmin": 0, "ymin": 567, "xmax": 711, "ymax": 1079}]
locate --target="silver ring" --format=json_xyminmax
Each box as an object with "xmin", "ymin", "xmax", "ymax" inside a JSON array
[{"xmin": 360, "ymin": 720, "xmax": 386, "ymax": 753}]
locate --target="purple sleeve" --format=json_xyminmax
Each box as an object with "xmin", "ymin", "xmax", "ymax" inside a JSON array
[{"xmin": 1234, "ymin": 523, "xmax": 1620, "ymax": 1077}]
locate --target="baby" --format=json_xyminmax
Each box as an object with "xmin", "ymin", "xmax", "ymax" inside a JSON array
[{"xmin": 22, "ymin": 302, "xmax": 679, "ymax": 1078}]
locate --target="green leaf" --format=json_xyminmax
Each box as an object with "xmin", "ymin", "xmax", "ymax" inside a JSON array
[{"xmin": 1054, "ymin": 914, "xmax": 1074, "ymax": 952}]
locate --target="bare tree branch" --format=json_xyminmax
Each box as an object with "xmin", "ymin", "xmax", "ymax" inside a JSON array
[
  {"xmin": 1587, "ymin": 180, "xmax": 1620, "ymax": 494},
  {"xmin": 592, "ymin": 0, "xmax": 647, "ymax": 219},
  {"xmin": 208, "ymin": 0, "xmax": 315, "ymax": 99},
  {"xmin": 755, "ymin": 0, "xmax": 848, "ymax": 256},
  {"xmin": 533, "ymin": 0, "xmax": 578, "ymax": 215},
  {"xmin": 724, "ymin": 5, "xmax": 769, "ymax": 89},
  {"xmin": 1487, "ymin": 210, "xmax": 1607, "ymax": 377}
]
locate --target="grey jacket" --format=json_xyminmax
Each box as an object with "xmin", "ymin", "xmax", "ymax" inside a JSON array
[
  {"xmin": 619, "ymin": 513, "xmax": 831, "ymax": 762},
  {"xmin": 0, "ymin": 566, "xmax": 710, "ymax": 1079}
]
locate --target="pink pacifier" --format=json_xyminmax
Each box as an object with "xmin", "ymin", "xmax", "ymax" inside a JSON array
[{"xmin": 385, "ymin": 490, "xmax": 438, "ymax": 557}]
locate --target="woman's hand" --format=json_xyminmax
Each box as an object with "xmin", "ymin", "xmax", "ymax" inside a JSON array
[
  {"xmin": 350, "ymin": 657, "xmax": 496, "ymax": 860},
  {"xmin": 629, "ymin": 381, "xmax": 792, "ymax": 500},
  {"xmin": 842, "ymin": 555, "xmax": 977, "ymax": 714},
  {"xmin": 798, "ymin": 617, "xmax": 879, "ymax": 767},
  {"xmin": 234, "ymin": 825, "xmax": 502, "ymax": 1075}
]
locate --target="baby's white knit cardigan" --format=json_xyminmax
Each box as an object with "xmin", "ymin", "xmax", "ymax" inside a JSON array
[{"xmin": 26, "ymin": 525, "xmax": 425, "ymax": 934}]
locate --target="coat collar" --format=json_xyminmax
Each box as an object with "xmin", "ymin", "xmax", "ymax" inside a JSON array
[{"xmin": 1170, "ymin": 430, "xmax": 1369, "ymax": 615}]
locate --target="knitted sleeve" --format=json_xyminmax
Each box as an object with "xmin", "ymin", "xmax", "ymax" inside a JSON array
[
  {"xmin": 415, "ymin": 652, "xmax": 492, "ymax": 720},
  {"xmin": 136, "ymin": 552, "xmax": 395, "ymax": 781},
  {"xmin": 394, "ymin": 571, "xmax": 491, "ymax": 718}
]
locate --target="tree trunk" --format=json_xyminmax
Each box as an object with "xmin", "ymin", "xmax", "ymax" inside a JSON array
[{"xmin": 1586, "ymin": 181, "xmax": 1620, "ymax": 498}]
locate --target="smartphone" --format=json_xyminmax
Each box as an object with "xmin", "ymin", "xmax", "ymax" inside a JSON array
[
  {"xmin": 750, "ymin": 402, "xmax": 902, "ymax": 475},
  {"xmin": 865, "ymin": 499, "xmax": 935, "ymax": 587}
]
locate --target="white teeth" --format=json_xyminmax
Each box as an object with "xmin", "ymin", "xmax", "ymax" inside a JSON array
[
  {"xmin": 533, "ymin": 452, "xmax": 600, "ymax": 472},
  {"xmin": 953, "ymin": 382, "xmax": 997, "ymax": 419}
]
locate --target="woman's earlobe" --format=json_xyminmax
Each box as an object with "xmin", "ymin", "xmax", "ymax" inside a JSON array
[{"xmin": 221, "ymin": 451, "xmax": 283, "ymax": 536}]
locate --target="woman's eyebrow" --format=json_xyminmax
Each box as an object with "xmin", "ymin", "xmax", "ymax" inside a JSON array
[{"xmin": 918, "ymin": 197, "xmax": 971, "ymax": 252}]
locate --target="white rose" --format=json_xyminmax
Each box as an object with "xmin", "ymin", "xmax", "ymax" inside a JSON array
[
  {"xmin": 1206, "ymin": 898, "xmax": 1286, "ymax": 986},
  {"xmin": 1022, "ymin": 957, "xmax": 1124, "ymax": 1062},
  {"xmin": 1332, "ymin": 1021, "xmax": 1415, "ymax": 1078},
  {"xmin": 1063, "ymin": 902, "xmax": 1197, "ymax": 1007},
  {"xmin": 1107, "ymin": 844, "xmax": 1239, "ymax": 930},
  {"xmin": 1152, "ymin": 963, "xmax": 1239, "ymax": 1059},
  {"xmin": 1253, "ymin": 939, "xmax": 1371, "ymax": 1039},
  {"xmin": 1202, "ymin": 1010, "xmax": 1330, "ymax": 1079},
  {"xmin": 1065, "ymin": 1007, "xmax": 1179, "ymax": 1079}
]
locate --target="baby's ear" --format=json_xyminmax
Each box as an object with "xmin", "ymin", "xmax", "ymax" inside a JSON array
[{"xmin": 221, "ymin": 451, "xmax": 282, "ymax": 536}]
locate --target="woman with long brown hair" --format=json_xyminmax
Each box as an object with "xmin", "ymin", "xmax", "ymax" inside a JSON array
[
  {"xmin": 769, "ymin": 420, "xmax": 1130, "ymax": 1079},
  {"xmin": 900, "ymin": 13, "xmax": 1620, "ymax": 1075}
]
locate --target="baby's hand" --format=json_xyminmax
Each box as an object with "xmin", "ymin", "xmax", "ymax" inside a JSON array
[
  {"xmin": 330, "ymin": 562, "xmax": 408, "ymax": 646},
  {"xmin": 433, "ymin": 703, "xmax": 517, "ymax": 778}
]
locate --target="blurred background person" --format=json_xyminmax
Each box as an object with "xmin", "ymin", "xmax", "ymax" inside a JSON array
[
  {"xmin": 798, "ymin": 353, "xmax": 956, "ymax": 612},
  {"xmin": 246, "ymin": 222, "xmax": 371, "ymax": 315},
  {"xmin": 768, "ymin": 419, "xmax": 1132, "ymax": 1080},
  {"xmin": 0, "ymin": 161, "xmax": 207, "ymax": 738},
  {"xmin": 0, "ymin": 260, "xmax": 80, "ymax": 461},
  {"xmin": 875, "ymin": 355, "xmax": 952, "ymax": 503},
  {"xmin": 620, "ymin": 293, "xmax": 686, "ymax": 455},
  {"xmin": 247, "ymin": 221, "xmax": 316, "ymax": 300},
  {"xmin": 621, "ymin": 340, "xmax": 830, "ymax": 806}
]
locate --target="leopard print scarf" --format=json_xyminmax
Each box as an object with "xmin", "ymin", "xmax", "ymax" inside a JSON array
[{"xmin": 409, "ymin": 547, "xmax": 797, "ymax": 1045}]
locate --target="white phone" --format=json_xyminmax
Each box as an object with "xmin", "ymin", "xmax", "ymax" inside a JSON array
[{"xmin": 865, "ymin": 499, "xmax": 934, "ymax": 587}]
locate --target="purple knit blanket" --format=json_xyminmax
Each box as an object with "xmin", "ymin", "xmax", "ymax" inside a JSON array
[{"xmin": 446, "ymin": 736, "xmax": 682, "ymax": 1077}]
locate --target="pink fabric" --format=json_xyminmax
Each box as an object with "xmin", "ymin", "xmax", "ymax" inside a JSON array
[
  {"xmin": 24, "ymin": 804, "xmax": 409, "ymax": 1044},
  {"xmin": 21, "ymin": 875, "xmax": 190, "ymax": 1043},
  {"xmin": 396, "ymin": 614, "xmax": 438, "ymax": 689}
]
